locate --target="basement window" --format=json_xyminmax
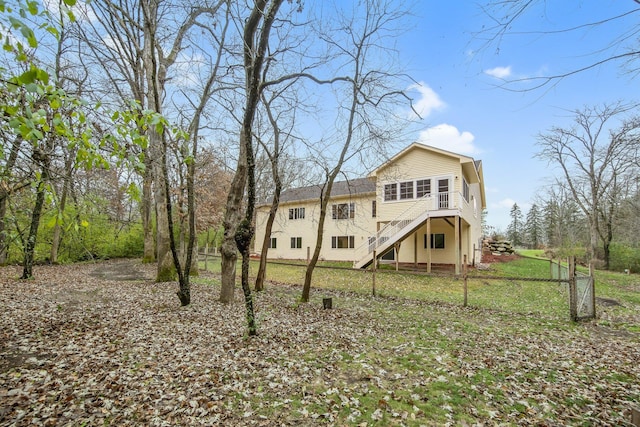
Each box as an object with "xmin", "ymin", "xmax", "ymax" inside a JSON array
[{"xmin": 424, "ymin": 233, "xmax": 445, "ymax": 249}]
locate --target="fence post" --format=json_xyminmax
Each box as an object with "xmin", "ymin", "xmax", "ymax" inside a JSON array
[
  {"xmin": 204, "ymin": 243, "xmax": 209, "ymax": 271},
  {"xmin": 549, "ymin": 257, "xmax": 553, "ymax": 279},
  {"xmin": 372, "ymin": 250, "xmax": 377, "ymax": 297},
  {"xmin": 558, "ymin": 258, "xmax": 562, "ymax": 281},
  {"xmin": 463, "ymin": 255, "xmax": 468, "ymax": 307},
  {"xmin": 569, "ymin": 256, "xmax": 577, "ymax": 321}
]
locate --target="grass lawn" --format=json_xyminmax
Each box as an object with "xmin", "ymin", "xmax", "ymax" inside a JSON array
[{"xmin": 0, "ymin": 257, "xmax": 638, "ymax": 426}]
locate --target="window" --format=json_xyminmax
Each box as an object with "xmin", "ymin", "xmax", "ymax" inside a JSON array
[
  {"xmin": 290, "ymin": 237, "xmax": 302, "ymax": 249},
  {"xmin": 462, "ymin": 179, "xmax": 469, "ymax": 203},
  {"xmin": 289, "ymin": 207, "xmax": 305, "ymax": 220},
  {"xmin": 268, "ymin": 237, "xmax": 277, "ymax": 249},
  {"xmin": 424, "ymin": 233, "xmax": 445, "ymax": 249},
  {"xmin": 384, "ymin": 183, "xmax": 397, "ymax": 201},
  {"xmin": 416, "ymin": 179, "xmax": 431, "ymax": 198},
  {"xmin": 372, "ymin": 200, "xmax": 377, "ymax": 218},
  {"xmin": 331, "ymin": 235, "xmax": 355, "ymax": 249},
  {"xmin": 399, "ymin": 181, "xmax": 414, "ymax": 200},
  {"xmin": 332, "ymin": 203, "xmax": 355, "ymax": 219}
]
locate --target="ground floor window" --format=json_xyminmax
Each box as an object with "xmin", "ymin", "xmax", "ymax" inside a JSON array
[
  {"xmin": 381, "ymin": 249, "xmax": 395, "ymax": 260},
  {"xmin": 424, "ymin": 233, "xmax": 445, "ymax": 249},
  {"xmin": 331, "ymin": 235, "xmax": 355, "ymax": 249},
  {"xmin": 268, "ymin": 237, "xmax": 277, "ymax": 249},
  {"xmin": 291, "ymin": 237, "xmax": 302, "ymax": 249}
]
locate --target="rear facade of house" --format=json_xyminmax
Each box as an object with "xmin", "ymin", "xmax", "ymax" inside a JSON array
[{"xmin": 253, "ymin": 143, "xmax": 486, "ymax": 273}]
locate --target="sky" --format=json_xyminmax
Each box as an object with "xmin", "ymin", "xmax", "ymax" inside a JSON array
[
  {"xmin": 395, "ymin": 1, "xmax": 639, "ymax": 231},
  {"xmin": 37, "ymin": 0, "xmax": 638, "ymax": 232}
]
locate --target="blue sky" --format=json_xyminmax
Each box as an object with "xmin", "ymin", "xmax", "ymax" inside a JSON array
[{"xmin": 397, "ymin": 1, "xmax": 639, "ymax": 231}]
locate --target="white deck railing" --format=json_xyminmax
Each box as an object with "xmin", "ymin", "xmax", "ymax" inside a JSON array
[{"xmin": 352, "ymin": 191, "xmax": 467, "ymax": 268}]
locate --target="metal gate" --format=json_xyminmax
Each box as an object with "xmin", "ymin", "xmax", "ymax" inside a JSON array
[
  {"xmin": 575, "ymin": 272, "xmax": 595, "ymax": 319},
  {"xmin": 550, "ymin": 257, "xmax": 595, "ymax": 321}
]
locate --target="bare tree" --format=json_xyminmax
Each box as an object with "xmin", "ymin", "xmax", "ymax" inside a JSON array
[
  {"xmin": 537, "ymin": 183, "xmax": 587, "ymax": 250},
  {"xmin": 479, "ymin": 1, "xmax": 640, "ymax": 90},
  {"xmin": 252, "ymin": 75, "xmax": 306, "ymax": 292},
  {"xmin": 219, "ymin": 0, "xmax": 308, "ymax": 306},
  {"xmin": 536, "ymin": 103, "xmax": 640, "ymax": 267},
  {"xmin": 300, "ymin": 0, "xmax": 416, "ymax": 302},
  {"xmin": 220, "ymin": 0, "xmax": 288, "ymax": 335}
]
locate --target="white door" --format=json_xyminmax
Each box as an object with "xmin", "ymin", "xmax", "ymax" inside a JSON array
[{"xmin": 438, "ymin": 178, "xmax": 449, "ymax": 209}]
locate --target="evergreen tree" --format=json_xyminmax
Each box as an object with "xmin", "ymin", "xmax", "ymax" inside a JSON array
[
  {"xmin": 524, "ymin": 204, "xmax": 542, "ymax": 248},
  {"xmin": 507, "ymin": 203, "xmax": 523, "ymax": 246}
]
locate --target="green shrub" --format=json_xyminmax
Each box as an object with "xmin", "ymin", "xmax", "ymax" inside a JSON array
[{"xmin": 609, "ymin": 243, "xmax": 640, "ymax": 273}]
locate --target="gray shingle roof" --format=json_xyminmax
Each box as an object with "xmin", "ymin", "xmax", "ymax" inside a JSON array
[{"xmin": 275, "ymin": 177, "xmax": 376, "ymax": 204}]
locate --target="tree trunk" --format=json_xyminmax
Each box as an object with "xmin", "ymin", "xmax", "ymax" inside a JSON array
[
  {"xmin": 0, "ymin": 135, "xmax": 24, "ymax": 264},
  {"xmin": 22, "ymin": 182, "xmax": 46, "ymax": 279},
  {"xmin": 301, "ymin": 77, "xmax": 359, "ymax": 302},
  {"xmin": 589, "ymin": 218, "xmax": 598, "ymax": 265},
  {"xmin": 254, "ymin": 206, "xmax": 274, "ymax": 291},
  {"xmin": 255, "ymin": 167, "xmax": 281, "ymax": 291},
  {"xmin": 22, "ymin": 146, "xmax": 52, "ymax": 279},
  {"xmin": 236, "ymin": 218, "xmax": 256, "ymax": 335},
  {"xmin": 301, "ymin": 192, "xmax": 330, "ymax": 302},
  {"xmin": 0, "ymin": 196, "xmax": 8, "ymax": 265},
  {"xmin": 142, "ymin": 0, "xmax": 174, "ymax": 282},
  {"xmin": 141, "ymin": 155, "xmax": 155, "ymax": 263},
  {"xmin": 220, "ymin": 130, "xmax": 247, "ymax": 303},
  {"xmin": 602, "ymin": 212, "xmax": 614, "ymax": 270},
  {"xmin": 50, "ymin": 155, "xmax": 74, "ymax": 264}
]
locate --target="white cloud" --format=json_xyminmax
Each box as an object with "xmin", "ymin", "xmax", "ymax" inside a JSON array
[
  {"xmin": 171, "ymin": 52, "xmax": 208, "ymax": 89},
  {"xmin": 416, "ymin": 123, "xmax": 480, "ymax": 155},
  {"xmin": 484, "ymin": 66, "xmax": 512, "ymax": 79},
  {"xmin": 407, "ymin": 82, "xmax": 445, "ymax": 119},
  {"xmin": 491, "ymin": 198, "xmax": 517, "ymax": 209}
]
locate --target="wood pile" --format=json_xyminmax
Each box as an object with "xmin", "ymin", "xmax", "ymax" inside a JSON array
[{"xmin": 482, "ymin": 238, "xmax": 515, "ymax": 255}]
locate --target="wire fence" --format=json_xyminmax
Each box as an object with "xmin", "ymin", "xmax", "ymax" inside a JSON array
[{"xmin": 199, "ymin": 251, "xmax": 596, "ymax": 321}]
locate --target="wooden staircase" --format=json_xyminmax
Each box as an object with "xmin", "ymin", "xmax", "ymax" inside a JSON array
[{"xmin": 353, "ymin": 196, "xmax": 432, "ymax": 269}]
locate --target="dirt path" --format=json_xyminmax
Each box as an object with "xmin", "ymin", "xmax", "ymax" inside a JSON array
[{"xmin": 89, "ymin": 258, "xmax": 155, "ymax": 281}]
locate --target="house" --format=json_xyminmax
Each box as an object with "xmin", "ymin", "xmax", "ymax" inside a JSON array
[{"xmin": 253, "ymin": 143, "xmax": 486, "ymax": 273}]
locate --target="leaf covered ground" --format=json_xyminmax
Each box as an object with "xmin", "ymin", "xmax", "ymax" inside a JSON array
[{"xmin": 1, "ymin": 260, "xmax": 639, "ymax": 426}]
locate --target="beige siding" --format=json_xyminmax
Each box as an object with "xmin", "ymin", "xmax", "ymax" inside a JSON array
[
  {"xmin": 376, "ymin": 150, "xmax": 462, "ymax": 221},
  {"xmin": 255, "ymin": 144, "xmax": 487, "ymax": 266},
  {"xmin": 254, "ymin": 193, "xmax": 376, "ymax": 261},
  {"xmin": 394, "ymin": 220, "xmax": 457, "ymax": 264}
]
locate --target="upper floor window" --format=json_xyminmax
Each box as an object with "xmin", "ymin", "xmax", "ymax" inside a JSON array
[
  {"xmin": 462, "ymin": 179, "xmax": 469, "ymax": 203},
  {"xmin": 399, "ymin": 181, "xmax": 414, "ymax": 200},
  {"xmin": 416, "ymin": 179, "xmax": 431, "ymax": 198},
  {"xmin": 386, "ymin": 178, "xmax": 434, "ymax": 201},
  {"xmin": 372, "ymin": 200, "xmax": 377, "ymax": 218},
  {"xmin": 332, "ymin": 203, "xmax": 355, "ymax": 219},
  {"xmin": 384, "ymin": 183, "xmax": 397, "ymax": 201},
  {"xmin": 289, "ymin": 207, "xmax": 305, "ymax": 220}
]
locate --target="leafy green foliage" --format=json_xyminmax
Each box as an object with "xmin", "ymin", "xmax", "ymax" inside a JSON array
[{"xmin": 609, "ymin": 243, "xmax": 640, "ymax": 273}]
